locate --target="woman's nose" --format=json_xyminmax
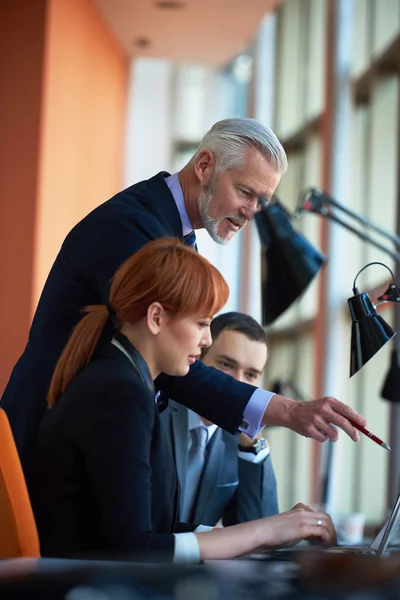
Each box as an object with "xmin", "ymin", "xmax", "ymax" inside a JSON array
[{"xmin": 202, "ymin": 329, "xmax": 212, "ymax": 348}]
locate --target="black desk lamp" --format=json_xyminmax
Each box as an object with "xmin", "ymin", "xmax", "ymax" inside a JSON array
[
  {"xmin": 259, "ymin": 187, "xmax": 400, "ymax": 512},
  {"xmin": 295, "ymin": 188, "xmax": 400, "ymax": 385},
  {"xmin": 255, "ymin": 197, "xmax": 326, "ymax": 325},
  {"xmin": 348, "ymin": 262, "xmax": 398, "ymax": 377},
  {"xmin": 256, "ymin": 188, "xmax": 400, "ymax": 384}
]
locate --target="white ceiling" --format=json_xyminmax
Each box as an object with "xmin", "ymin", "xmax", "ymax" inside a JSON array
[{"xmin": 93, "ymin": 0, "xmax": 279, "ymax": 65}]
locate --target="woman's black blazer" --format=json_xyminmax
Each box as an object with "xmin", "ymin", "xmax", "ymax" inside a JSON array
[{"xmin": 33, "ymin": 336, "xmax": 180, "ymax": 561}]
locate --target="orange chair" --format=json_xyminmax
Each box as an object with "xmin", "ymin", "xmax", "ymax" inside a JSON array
[{"xmin": 0, "ymin": 407, "xmax": 40, "ymax": 557}]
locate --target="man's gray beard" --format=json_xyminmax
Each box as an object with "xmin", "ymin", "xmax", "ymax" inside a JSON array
[{"xmin": 198, "ymin": 187, "xmax": 233, "ymax": 246}]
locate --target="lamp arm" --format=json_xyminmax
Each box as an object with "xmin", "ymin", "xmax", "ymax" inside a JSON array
[
  {"xmin": 298, "ymin": 188, "xmax": 400, "ymax": 250},
  {"xmin": 323, "ymin": 194, "xmax": 400, "ymax": 246},
  {"xmin": 324, "ymin": 212, "xmax": 400, "ymax": 262}
]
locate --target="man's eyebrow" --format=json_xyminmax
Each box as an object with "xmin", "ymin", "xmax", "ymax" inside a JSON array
[
  {"xmin": 247, "ymin": 367, "xmax": 262, "ymax": 376},
  {"xmin": 236, "ymin": 183, "xmax": 272, "ymax": 202},
  {"xmin": 217, "ymin": 354, "xmax": 238, "ymax": 365},
  {"xmin": 236, "ymin": 183, "xmax": 257, "ymax": 194},
  {"xmin": 217, "ymin": 355, "xmax": 262, "ymax": 376}
]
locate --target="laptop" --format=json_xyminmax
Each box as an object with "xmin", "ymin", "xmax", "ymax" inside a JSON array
[
  {"xmin": 251, "ymin": 491, "xmax": 400, "ymax": 561},
  {"xmin": 331, "ymin": 491, "xmax": 400, "ymax": 557}
]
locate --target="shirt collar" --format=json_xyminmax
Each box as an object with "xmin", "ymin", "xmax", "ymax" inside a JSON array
[
  {"xmin": 165, "ymin": 172, "xmax": 193, "ymax": 236},
  {"xmin": 187, "ymin": 409, "xmax": 218, "ymax": 443},
  {"xmin": 110, "ymin": 334, "xmax": 155, "ymax": 396}
]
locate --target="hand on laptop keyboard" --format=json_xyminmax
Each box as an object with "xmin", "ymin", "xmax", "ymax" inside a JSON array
[{"xmin": 256, "ymin": 503, "xmax": 337, "ymax": 552}]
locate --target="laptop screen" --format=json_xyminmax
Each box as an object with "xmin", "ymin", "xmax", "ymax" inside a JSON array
[{"xmin": 370, "ymin": 492, "xmax": 400, "ymax": 556}]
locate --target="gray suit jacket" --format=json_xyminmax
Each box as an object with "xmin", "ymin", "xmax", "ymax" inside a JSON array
[{"xmin": 160, "ymin": 401, "xmax": 279, "ymax": 527}]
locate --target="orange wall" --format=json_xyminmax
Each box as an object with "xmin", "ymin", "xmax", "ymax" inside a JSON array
[
  {"xmin": 0, "ymin": 1, "xmax": 48, "ymax": 394},
  {"xmin": 0, "ymin": 0, "xmax": 129, "ymax": 395},
  {"xmin": 34, "ymin": 0, "xmax": 128, "ymax": 306}
]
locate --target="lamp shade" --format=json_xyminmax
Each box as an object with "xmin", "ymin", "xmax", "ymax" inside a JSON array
[
  {"xmin": 255, "ymin": 200, "xmax": 326, "ymax": 325},
  {"xmin": 348, "ymin": 292, "xmax": 396, "ymax": 377},
  {"xmin": 381, "ymin": 347, "xmax": 400, "ymax": 402}
]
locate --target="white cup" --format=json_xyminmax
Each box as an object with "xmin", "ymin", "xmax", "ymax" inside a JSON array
[{"xmin": 336, "ymin": 512, "xmax": 366, "ymax": 545}]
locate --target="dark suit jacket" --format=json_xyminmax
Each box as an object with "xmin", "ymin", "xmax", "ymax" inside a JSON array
[
  {"xmin": 32, "ymin": 336, "xmax": 180, "ymax": 561},
  {"xmin": 1, "ymin": 172, "xmax": 256, "ymax": 483},
  {"xmin": 161, "ymin": 402, "xmax": 279, "ymax": 527}
]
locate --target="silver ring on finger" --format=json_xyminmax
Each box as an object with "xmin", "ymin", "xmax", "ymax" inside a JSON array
[{"xmin": 317, "ymin": 518, "xmax": 323, "ymax": 526}]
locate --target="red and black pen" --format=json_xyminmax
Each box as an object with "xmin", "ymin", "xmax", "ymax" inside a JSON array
[{"xmin": 350, "ymin": 419, "xmax": 391, "ymax": 450}]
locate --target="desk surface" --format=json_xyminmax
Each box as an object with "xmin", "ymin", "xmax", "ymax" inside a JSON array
[{"xmin": 1, "ymin": 553, "xmax": 400, "ymax": 599}]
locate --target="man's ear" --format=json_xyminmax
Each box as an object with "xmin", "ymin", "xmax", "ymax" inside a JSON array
[
  {"xmin": 193, "ymin": 150, "xmax": 216, "ymax": 185},
  {"xmin": 146, "ymin": 302, "xmax": 165, "ymax": 335}
]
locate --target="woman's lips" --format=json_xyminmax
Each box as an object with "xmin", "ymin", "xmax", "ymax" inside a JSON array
[{"xmin": 188, "ymin": 353, "xmax": 201, "ymax": 365}]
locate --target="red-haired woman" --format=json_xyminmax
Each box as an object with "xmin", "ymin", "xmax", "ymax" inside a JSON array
[{"xmin": 33, "ymin": 238, "xmax": 336, "ymax": 562}]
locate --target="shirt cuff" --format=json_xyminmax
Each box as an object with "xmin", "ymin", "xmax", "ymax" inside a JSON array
[
  {"xmin": 173, "ymin": 532, "xmax": 200, "ymax": 563},
  {"xmin": 239, "ymin": 389, "xmax": 275, "ymax": 438},
  {"xmin": 237, "ymin": 446, "xmax": 270, "ymax": 464},
  {"xmin": 194, "ymin": 525, "xmax": 214, "ymax": 533}
]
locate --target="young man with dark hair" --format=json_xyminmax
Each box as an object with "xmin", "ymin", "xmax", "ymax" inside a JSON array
[{"xmin": 161, "ymin": 311, "xmax": 278, "ymax": 527}]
